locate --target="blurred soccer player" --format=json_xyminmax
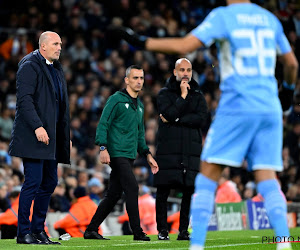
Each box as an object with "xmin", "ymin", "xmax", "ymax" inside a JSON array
[{"xmin": 115, "ymin": 0, "xmax": 298, "ymax": 249}]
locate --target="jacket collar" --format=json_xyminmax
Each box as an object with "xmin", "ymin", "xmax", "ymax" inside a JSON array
[
  {"xmin": 121, "ymin": 88, "xmax": 137, "ymax": 99},
  {"xmin": 35, "ymin": 50, "xmax": 60, "ymax": 68},
  {"xmin": 33, "ymin": 50, "xmax": 56, "ymax": 93},
  {"xmin": 118, "ymin": 89, "xmax": 143, "ymax": 106}
]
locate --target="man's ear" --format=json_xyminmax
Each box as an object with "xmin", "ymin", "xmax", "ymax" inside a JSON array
[{"xmin": 173, "ymin": 69, "xmax": 177, "ymax": 76}]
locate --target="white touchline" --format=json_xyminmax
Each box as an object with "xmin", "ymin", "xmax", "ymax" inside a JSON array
[
  {"xmin": 206, "ymin": 242, "xmax": 261, "ymax": 248},
  {"xmin": 58, "ymin": 246, "xmax": 103, "ymax": 248},
  {"xmin": 147, "ymin": 242, "xmax": 262, "ymax": 250},
  {"xmin": 57, "ymin": 241, "xmax": 262, "ymax": 249},
  {"xmin": 129, "ymin": 243, "xmax": 263, "ymax": 250},
  {"xmin": 58, "ymin": 241, "xmax": 172, "ymax": 248},
  {"xmin": 112, "ymin": 241, "xmax": 171, "ymax": 246}
]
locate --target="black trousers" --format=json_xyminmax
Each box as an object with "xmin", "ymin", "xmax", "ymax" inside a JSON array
[
  {"xmin": 86, "ymin": 157, "xmax": 142, "ymax": 234},
  {"xmin": 156, "ymin": 186, "xmax": 194, "ymax": 233}
]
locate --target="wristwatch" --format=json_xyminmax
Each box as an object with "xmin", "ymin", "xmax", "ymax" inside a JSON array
[{"xmin": 100, "ymin": 146, "xmax": 107, "ymax": 151}]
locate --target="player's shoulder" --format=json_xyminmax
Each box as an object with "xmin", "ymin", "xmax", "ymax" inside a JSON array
[
  {"xmin": 229, "ymin": 3, "xmax": 280, "ymax": 28},
  {"xmin": 249, "ymin": 3, "xmax": 279, "ymax": 22},
  {"xmin": 257, "ymin": 4, "xmax": 281, "ymax": 30},
  {"xmin": 264, "ymin": 7, "xmax": 280, "ymax": 25},
  {"xmin": 207, "ymin": 6, "xmax": 226, "ymax": 18}
]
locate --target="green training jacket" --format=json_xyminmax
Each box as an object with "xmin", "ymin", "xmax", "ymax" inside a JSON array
[{"xmin": 95, "ymin": 91, "xmax": 149, "ymax": 159}]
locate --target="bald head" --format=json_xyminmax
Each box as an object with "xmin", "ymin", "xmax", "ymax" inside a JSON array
[
  {"xmin": 175, "ymin": 58, "xmax": 192, "ymax": 69},
  {"xmin": 174, "ymin": 58, "xmax": 192, "ymax": 82},
  {"xmin": 39, "ymin": 31, "xmax": 62, "ymax": 62},
  {"xmin": 39, "ymin": 31, "xmax": 58, "ymax": 48}
]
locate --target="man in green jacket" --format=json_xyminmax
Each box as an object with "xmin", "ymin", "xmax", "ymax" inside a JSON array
[{"xmin": 84, "ymin": 65, "xmax": 159, "ymax": 241}]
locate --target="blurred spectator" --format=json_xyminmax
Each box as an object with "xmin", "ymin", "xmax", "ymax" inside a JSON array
[
  {"xmin": 167, "ymin": 211, "xmax": 180, "ymax": 234},
  {"xmin": 252, "ymin": 193, "xmax": 264, "ymax": 202},
  {"xmin": 0, "ymin": 28, "xmax": 33, "ymax": 61},
  {"xmin": 0, "ymin": 108, "xmax": 13, "ymax": 141},
  {"xmin": 67, "ymin": 36, "xmax": 91, "ymax": 63},
  {"xmin": 0, "ymin": 141, "xmax": 11, "ymax": 165},
  {"xmin": 0, "ymin": 190, "xmax": 20, "ymax": 238},
  {"xmin": 287, "ymin": 92, "xmax": 300, "ymax": 125},
  {"xmin": 133, "ymin": 164, "xmax": 149, "ymax": 184},
  {"xmin": 70, "ymin": 117, "xmax": 88, "ymax": 153},
  {"xmin": 243, "ymin": 181, "xmax": 256, "ymax": 200},
  {"xmin": 65, "ymin": 176, "xmax": 78, "ymax": 202},
  {"xmin": 0, "ymin": 168, "xmax": 6, "ymax": 183},
  {"xmin": 49, "ymin": 182, "xmax": 70, "ymax": 212},
  {"xmin": 78, "ymin": 171, "xmax": 88, "ymax": 186},
  {"xmin": 54, "ymin": 186, "xmax": 102, "ymax": 237},
  {"xmin": 65, "ymin": 15, "xmax": 86, "ymax": 46},
  {"xmin": 284, "ymin": 121, "xmax": 300, "ymax": 163},
  {"xmin": 0, "ymin": 80, "xmax": 10, "ymax": 105},
  {"xmin": 215, "ymin": 168, "xmax": 242, "ymax": 203},
  {"xmin": 286, "ymin": 184, "xmax": 300, "ymax": 202},
  {"xmin": 84, "ymin": 2, "xmax": 108, "ymax": 31},
  {"xmin": 0, "ymin": 182, "xmax": 9, "ymax": 212},
  {"xmin": 88, "ymin": 177, "xmax": 104, "ymax": 205}
]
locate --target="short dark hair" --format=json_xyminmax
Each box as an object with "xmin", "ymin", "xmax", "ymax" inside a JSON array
[
  {"xmin": 9, "ymin": 190, "xmax": 20, "ymax": 199},
  {"xmin": 73, "ymin": 186, "xmax": 86, "ymax": 198},
  {"xmin": 125, "ymin": 65, "xmax": 143, "ymax": 77}
]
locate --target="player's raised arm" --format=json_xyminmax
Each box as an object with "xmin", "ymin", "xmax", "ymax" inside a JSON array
[
  {"xmin": 146, "ymin": 34, "xmax": 203, "ymax": 54},
  {"xmin": 108, "ymin": 26, "xmax": 204, "ymax": 54}
]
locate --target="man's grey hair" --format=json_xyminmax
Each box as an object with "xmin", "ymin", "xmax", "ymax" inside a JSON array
[
  {"xmin": 125, "ymin": 65, "xmax": 143, "ymax": 77},
  {"xmin": 175, "ymin": 58, "xmax": 192, "ymax": 68}
]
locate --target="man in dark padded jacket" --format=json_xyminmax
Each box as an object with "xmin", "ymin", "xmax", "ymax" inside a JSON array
[{"xmin": 154, "ymin": 58, "xmax": 208, "ymax": 241}]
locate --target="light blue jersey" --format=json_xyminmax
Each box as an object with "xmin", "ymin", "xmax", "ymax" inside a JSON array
[
  {"xmin": 191, "ymin": 3, "xmax": 292, "ymax": 170},
  {"xmin": 191, "ymin": 3, "xmax": 291, "ymax": 114}
]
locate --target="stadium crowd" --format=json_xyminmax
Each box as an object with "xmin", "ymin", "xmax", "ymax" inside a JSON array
[{"xmin": 0, "ymin": 0, "xmax": 299, "ymax": 236}]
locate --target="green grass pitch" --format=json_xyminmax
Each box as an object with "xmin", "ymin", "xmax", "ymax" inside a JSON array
[{"xmin": 1, "ymin": 228, "xmax": 300, "ymax": 249}]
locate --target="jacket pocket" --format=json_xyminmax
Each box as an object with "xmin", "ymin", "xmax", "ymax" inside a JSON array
[{"xmin": 118, "ymin": 130, "xmax": 132, "ymax": 152}]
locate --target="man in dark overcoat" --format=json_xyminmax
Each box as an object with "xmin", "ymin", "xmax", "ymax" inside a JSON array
[
  {"xmin": 9, "ymin": 31, "xmax": 70, "ymax": 244},
  {"xmin": 154, "ymin": 58, "xmax": 208, "ymax": 241}
]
